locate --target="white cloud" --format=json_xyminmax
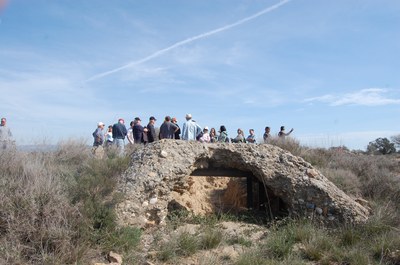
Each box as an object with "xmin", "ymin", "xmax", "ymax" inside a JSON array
[{"xmin": 305, "ymin": 88, "xmax": 400, "ymax": 106}]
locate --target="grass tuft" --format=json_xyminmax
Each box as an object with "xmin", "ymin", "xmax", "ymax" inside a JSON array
[{"xmin": 200, "ymin": 227, "xmax": 224, "ymax": 250}]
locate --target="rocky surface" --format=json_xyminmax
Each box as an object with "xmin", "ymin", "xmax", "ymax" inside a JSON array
[{"xmin": 116, "ymin": 140, "xmax": 369, "ymax": 228}]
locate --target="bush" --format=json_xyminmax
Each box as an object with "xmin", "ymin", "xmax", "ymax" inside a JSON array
[
  {"xmin": 100, "ymin": 226, "xmax": 142, "ymax": 252},
  {"xmin": 156, "ymin": 231, "xmax": 201, "ymax": 261},
  {"xmin": 234, "ymin": 248, "xmax": 266, "ymax": 265},
  {"xmin": 0, "ymin": 147, "xmax": 86, "ymax": 264},
  {"xmin": 262, "ymin": 222, "xmax": 297, "ymax": 259},
  {"xmin": 200, "ymin": 227, "xmax": 224, "ymax": 250},
  {"xmin": 0, "ymin": 142, "xmax": 136, "ymax": 264},
  {"xmin": 320, "ymin": 168, "xmax": 362, "ymax": 197},
  {"xmin": 178, "ymin": 231, "xmax": 201, "ymax": 256},
  {"xmin": 369, "ymin": 231, "xmax": 400, "ymax": 263},
  {"xmin": 227, "ymin": 235, "xmax": 252, "ymax": 247},
  {"xmin": 267, "ymin": 137, "xmax": 303, "ymax": 156},
  {"xmin": 304, "ymin": 148, "xmax": 400, "ymax": 209},
  {"xmin": 299, "ymin": 147, "xmax": 332, "ymax": 168}
]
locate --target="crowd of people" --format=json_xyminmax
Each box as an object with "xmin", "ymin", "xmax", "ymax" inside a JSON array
[
  {"xmin": 92, "ymin": 114, "xmax": 294, "ymax": 155},
  {"xmin": 0, "ymin": 115, "xmax": 294, "ymax": 154}
]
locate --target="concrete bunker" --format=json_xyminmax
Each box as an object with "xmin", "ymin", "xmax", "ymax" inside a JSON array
[{"xmin": 116, "ymin": 140, "xmax": 369, "ymax": 228}]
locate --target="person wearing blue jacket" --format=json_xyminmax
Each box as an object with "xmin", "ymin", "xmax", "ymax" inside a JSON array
[{"xmin": 181, "ymin": 114, "xmax": 202, "ymax": 141}]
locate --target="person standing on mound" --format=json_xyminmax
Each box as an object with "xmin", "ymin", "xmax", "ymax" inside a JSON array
[{"xmin": 278, "ymin": 126, "xmax": 294, "ymax": 139}]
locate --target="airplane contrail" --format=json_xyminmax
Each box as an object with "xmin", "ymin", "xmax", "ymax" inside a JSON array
[{"xmin": 86, "ymin": 0, "xmax": 291, "ymax": 82}]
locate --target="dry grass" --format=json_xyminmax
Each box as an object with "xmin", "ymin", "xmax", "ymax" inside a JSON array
[
  {"xmin": 0, "ymin": 147, "xmax": 85, "ymax": 264},
  {"xmin": 0, "ymin": 141, "xmax": 138, "ymax": 264},
  {"xmin": 269, "ymin": 138, "xmax": 400, "ymax": 211}
]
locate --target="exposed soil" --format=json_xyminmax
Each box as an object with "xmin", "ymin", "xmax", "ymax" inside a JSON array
[{"xmin": 171, "ymin": 176, "xmax": 248, "ymax": 215}]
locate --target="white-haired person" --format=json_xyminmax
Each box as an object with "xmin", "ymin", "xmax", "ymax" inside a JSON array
[
  {"xmin": 92, "ymin": 121, "xmax": 105, "ymax": 158},
  {"xmin": 0, "ymin": 117, "xmax": 13, "ymax": 149},
  {"xmin": 181, "ymin": 114, "xmax": 202, "ymax": 141},
  {"xmin": 199, "ymin": 127, "xmax": 211, "ymax": 143},
  {"xmin": 92, "ymin": 122, "xmax": 105, "ymax": 147}
]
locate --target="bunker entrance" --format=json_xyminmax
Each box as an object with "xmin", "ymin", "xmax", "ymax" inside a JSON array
[{"xmin": 168, "ymin": 168, "xmax": 288, "ymax": 220}]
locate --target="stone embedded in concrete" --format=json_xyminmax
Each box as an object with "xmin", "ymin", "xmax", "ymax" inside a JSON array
[
  {"xmin": 149, "ymin": 197, "xmax": 158, "ymax": 205},
  {"xmin": 116, "ymin": 140, "xmax": 369, "ymax": 228},
  {"xmin": 160, "ymin": 150, "xmax": 168, "ymax": 158},
  {"xmin": 107, "ymin": 251, "xmax": 123, "ymax": 264}
]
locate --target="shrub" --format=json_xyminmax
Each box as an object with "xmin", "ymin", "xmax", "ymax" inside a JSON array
[
  {"xmin": 227, "ymin": 235, "xmax": 252, "ymax": 247},
  {"xmin": 363, "ymin": 201, "xmax": 399, "ymax": 234},
  {"xmin": 292, "ymin": 221, "xmax": 314, "ymax": 243},
  {"xmin": 293, "ymin": 223, "xmax": 335, "ymax": 262},
  {"xmin": 0, "ymin": 147, "xmax": 86, "ymax": 264},
  {"xmin": 55, "ymin": 138, "xmax": 91, "ymax": 164},
  {"xmin": 198, "ymin": 253, "xmax": 222, "ymax": 265},
  {"xmin": 157, "ymin": 240, "xmax": 177, "ymax": 262},
  {"xmin": 0, "ymin": 142, "xmax": 136, "ymax": 264},
  {"xmin": 263, "ymin": 223, "xmax": 296, "ymax": 259},
  {"xmin": 156, "ymin": 231, "xmax": 201, "ymax": 261},
  {"xmin": 369, "ymin": 231, "xmax": 400, "ymax": 263},
  {"xmin": 234, "ymin": 248, "xmax": 266, "ymax": 265},
  {"xmin": 100, "ymin": 226, "xmax": 142, "ymax": 252},
  {"xmin": 320, "ymin": 168, "xmax": 362, "ymax": 197},
  {"xmin": 342, "ymin": 248, "xmax": 373, "ymax": 265},
  {"xmin": 177, "ymin": 231, "xmax": 200, "ymax": 256},
  {"xmin": 200, "ymin": 227, "xmax": 224, "ymax": 250},
  {"xmin": 267, "ymin": 137, "xmax": 303, "ymax": 156},
  {"xmin": 299, "ymin": 147, "xmax": 332, "ymax": 168},
  {"xmin": 307, "ymin": 149, "xmax": 400, "ymax": 209},
  {"xmin": 338, "ymin": 225, "xmax": 363, "ymax": 247}
]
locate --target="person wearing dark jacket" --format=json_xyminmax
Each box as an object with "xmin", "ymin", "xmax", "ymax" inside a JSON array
[
  {"xmin": 172, "ymin": 117, "xmax": 181, "ymax": 139},
  {"xmin": 133, "ymin": 117, "xmax": 144, "ymax": 144},
  {"xmin": 159, "ymin": 116, "xmax": 179, "ymax": 139},
  {"xmin": 112, "ymin": 118, "xmax": 127, "ymax": 155},
  {"xmin": 147, "ymin": 116, "xmax": 157, "ymax": 143}
]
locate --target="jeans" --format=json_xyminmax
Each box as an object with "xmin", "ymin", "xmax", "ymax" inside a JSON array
[{"xmin": 114, "ymin": 138, "xmax": 125, "ymax": 156}]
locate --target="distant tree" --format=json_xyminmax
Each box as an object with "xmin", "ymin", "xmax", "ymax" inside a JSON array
[
  {"xmin": 367, "ymin": 137, "xmax": 396, "ymax": 155},
  {"xmin": 329, "ymin": 145, "xmax": 349, "ymax": 152},
  {"xmin": 391, "ymin": 134, "xmax": 400, "ymax": 148}
]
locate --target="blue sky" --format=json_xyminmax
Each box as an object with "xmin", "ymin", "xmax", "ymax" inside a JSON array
[{"xmin": 1, "ymin": 0, "xmax": 399, "ymax": 150}]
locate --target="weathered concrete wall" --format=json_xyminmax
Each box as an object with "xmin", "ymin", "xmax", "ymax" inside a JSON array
[{"xmin": 116, "ymin": 140, "xmax": 369, "ymax": 228}]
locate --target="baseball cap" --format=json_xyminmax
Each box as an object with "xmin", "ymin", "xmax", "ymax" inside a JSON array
[
  {"xmin": 97, "ymin": 122, "xmax": 105, "ymax": 126},
  {"xmin": 149, "ymin": 116, "xmax": 157, "ymax": 121},
  {"xmin": 204, "ymin": 126, "xmax": 209, "ymax": 130},
  {"xmin": 134, "ymin": 117, "xmax": 141, "ymax": 121},
  {"xmin": 186, "ymin": 114, "xmax": 192, "ymax": 119}
]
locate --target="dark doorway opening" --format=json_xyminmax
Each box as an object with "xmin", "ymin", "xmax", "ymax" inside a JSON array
[{"xmin": 171, "ymin": 167, "xmax": 290, "ymax": 220}]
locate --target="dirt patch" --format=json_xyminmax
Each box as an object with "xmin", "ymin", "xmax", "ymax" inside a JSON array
[{"xmin": 171, "ymin": 176, "xmax": 247, "ymax": 215}]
